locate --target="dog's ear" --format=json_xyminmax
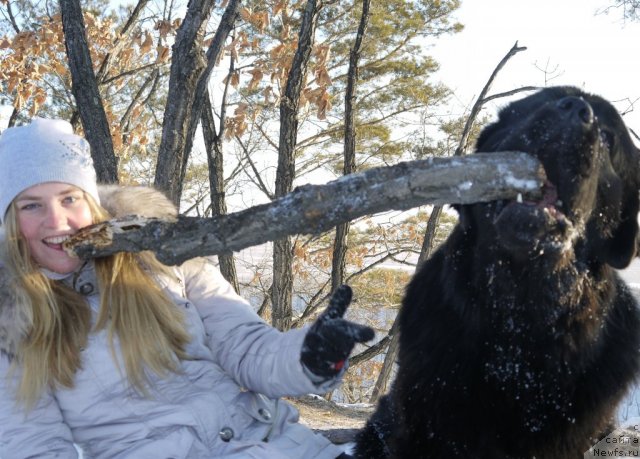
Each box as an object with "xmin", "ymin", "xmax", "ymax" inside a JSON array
[
  {"xmin": 603, "ymin": 163, "xmax": 640, "ymax": 269},
  {"xmin": 604, "ymin": 207, "xmax": 639, "ymax": 269}
]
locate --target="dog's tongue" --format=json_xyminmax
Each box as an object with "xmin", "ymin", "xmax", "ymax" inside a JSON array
[{"xmin": 539, "ymin": 182, "xmax": 559, "ymax": 209}]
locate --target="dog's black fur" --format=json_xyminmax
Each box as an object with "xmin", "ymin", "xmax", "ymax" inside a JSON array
[{"xmin": 354, "ymin": 87, "xmax": 640, "ymax": 459}]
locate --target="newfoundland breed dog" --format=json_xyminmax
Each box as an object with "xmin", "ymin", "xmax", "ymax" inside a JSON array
[{"xmin": 355, "ymin": 86, "xmax": 640, "ymax": 459}]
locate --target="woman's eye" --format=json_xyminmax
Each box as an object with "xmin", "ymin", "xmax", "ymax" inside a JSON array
[
  {"xmin": 20, "ymin": 203, "xmax": 39, "ymax": 211},
  {"xmin": 63, "ymin": 195, "xmax": 80, "ymax": 204}
]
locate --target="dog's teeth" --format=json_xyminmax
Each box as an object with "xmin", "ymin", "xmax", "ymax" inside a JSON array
[{"xmin": 517, "ymin": 193, "xmax": 523, "ymax": 203}]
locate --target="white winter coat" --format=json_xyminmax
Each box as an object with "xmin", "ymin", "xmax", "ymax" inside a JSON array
[{"xmin": 0, "ymin": 186, "xmax": 344, "ymax": 459}]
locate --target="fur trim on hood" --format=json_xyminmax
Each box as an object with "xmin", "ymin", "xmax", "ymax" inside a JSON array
[{"xmin": 0, "ymin": 185, "xmax": 177, "ymax": 357}]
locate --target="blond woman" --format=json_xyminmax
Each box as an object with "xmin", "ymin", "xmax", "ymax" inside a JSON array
[{"xmin": 0, "ymin": 118, "xmax": 373, "ymax": 459}]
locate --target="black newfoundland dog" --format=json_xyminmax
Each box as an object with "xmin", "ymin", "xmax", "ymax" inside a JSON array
[{"xmin": 354, "ymin": 86, "xmax": 640, "ymax": 459}]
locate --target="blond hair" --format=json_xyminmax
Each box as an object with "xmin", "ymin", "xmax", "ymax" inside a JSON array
[{"xmin": 4, "ymin": 193, "xmax": 190, "ymax": 408}]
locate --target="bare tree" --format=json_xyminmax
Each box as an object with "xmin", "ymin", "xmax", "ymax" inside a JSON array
[
  {"xmin": 202, "ymin": 84, "xmax": 240, "ymax": 293},
  {"xmin": 154, "ymin": 0, "xmax": 241, "ymax": 207},
  {"xmin": 331, "ymin": 0, "xmax": 371, "ymax": 293},
  {"xmin": 272, "ymin": 0, "xmax": 324, "ymax": 330},
  {"xmin": 59, "ymin": 0, "xmax": 118, "ymax": 183}
]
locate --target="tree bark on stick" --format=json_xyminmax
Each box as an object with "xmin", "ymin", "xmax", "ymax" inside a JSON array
[
  {"xmin": 60, "ymin": 0, "xmax": 118, "ymax": 183},
  {"xmin": 65, "ymin": 152, "xmax": 545, "ymax": 266},
  {"xmin": 272, "ymin": 0, "xmax": 324, "ymax": 330}
]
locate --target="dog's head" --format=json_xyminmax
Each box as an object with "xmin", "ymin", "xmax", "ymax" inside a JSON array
[{"xmin": 460, "ymin": 86, "xmax": 640, "ymax": 268}]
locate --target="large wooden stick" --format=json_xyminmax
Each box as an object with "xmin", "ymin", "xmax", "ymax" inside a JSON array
[{"xmin": 64, "ymin": 151, "xmax": 545, "ymax": 266}]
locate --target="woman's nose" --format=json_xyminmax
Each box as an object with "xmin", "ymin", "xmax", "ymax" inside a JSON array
[{"xmin": 44, "ymin": 204, "xmax": 68, "ymax": 227}]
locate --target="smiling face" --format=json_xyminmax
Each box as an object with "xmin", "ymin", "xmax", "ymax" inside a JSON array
[{"xmin": 14, "ymin": 182, "xmax": 94, "ymax": 274}]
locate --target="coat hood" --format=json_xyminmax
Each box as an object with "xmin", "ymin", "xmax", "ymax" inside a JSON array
[{"xmin": 0, "ymin": 185, "xmax": 177, "ymax": 356}]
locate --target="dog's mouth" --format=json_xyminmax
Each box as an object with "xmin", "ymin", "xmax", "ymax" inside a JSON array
[
  {"xmin": 492, "ymin": 180, "xmax": 574, "ymax": 255},
  {"xmin": 497, "ymin": 180, "xmax": 566, "ymax": 224}
]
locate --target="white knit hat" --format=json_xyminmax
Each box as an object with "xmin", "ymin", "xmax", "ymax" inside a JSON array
[{"xmin": 0, "ymin": 117, "xmax": 100, "ymax": 222}]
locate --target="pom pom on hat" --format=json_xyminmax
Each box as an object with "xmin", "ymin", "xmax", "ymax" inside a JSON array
[{"xmin": 0, "ymin": 118, "xmax": 100, "ymax": 222}]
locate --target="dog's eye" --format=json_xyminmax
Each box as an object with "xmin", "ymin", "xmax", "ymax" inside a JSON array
[{"xmin": 600, "ymin": 129, "xmax": 615, "ymax": 151}]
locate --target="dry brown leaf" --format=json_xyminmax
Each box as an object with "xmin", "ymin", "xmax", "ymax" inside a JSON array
[
  {"xmin": 314, "ymin": 44, "xmax": 330, "ymax": 65},
  {"xmin": 53, "ymin": 61, "xmax": 68, "ymax": 75},
  {"xmin": 280, "ymin": 25, "xmax": 291, "ymax": 41},
  {"xmin": 155, "ymin": 20, "xmax": 172, "ymax": 38},
  {"xmin": 120, "ymin": 47, "xmax": 134, "ymax": 66},
  {"xmin": 7, "ymin": 78, "xmax": 17, "ymax": 94},
  {"xmin": 254, "ymin": 11, "xmax": 270, "ymax": 32},
  {"xmin": 240, "ymin": 7, "xmax": 253, "ymax": 22},
  {"xmin": 247, "ymin": 68, "xmax": 263, "ymax": 90},
  {"xmin": 273, "ymin": 0, "xmax": 286, "ymax": 16},
  {"xmin": 269, "ymin": 43, "xmax": 286, "ymax": 59},
  {"xmin": 315, "ymin": 67, "xmax": 332, "ymax": 87},
  {"xmin": 157, "ymin": 44, "xmax": 170, "ymax": 62},
  {"xmin": 317, "ymin": 91, "xmax": 331, "ymax": 120},
  {"xmin": 234, "ymin": 102, "xmax": 249, "ymax": 115},
  {"xmin": 235, "ymin": 118, "xmax": 247, "ymax": 137},
  {"xmin": 140, "ymin": 32, "xmax": 153, "ymax": 54},
  {"xmin": 262, "ymin": 85, "xmax": 274, "ymax": 104},
  {"xmin": 229, "ymin": 71, "xmax": 240, "ymax": 88},
  {"xmin": 14, "ymin": 91, "xmax": 26, "ymax": 110},
  {"xmin": 84, "ymin": 12, "xmax": 96, "ymax": 29}
]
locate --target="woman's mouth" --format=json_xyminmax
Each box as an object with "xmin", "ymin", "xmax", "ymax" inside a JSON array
[{"xmin": 43, "ymin": 234, "xmax": 72, "ymax": 250}]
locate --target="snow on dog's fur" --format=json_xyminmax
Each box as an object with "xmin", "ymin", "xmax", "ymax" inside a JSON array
[{"xmin": 355, "ymin": 87, "xmax": 640, "ymax": 459}]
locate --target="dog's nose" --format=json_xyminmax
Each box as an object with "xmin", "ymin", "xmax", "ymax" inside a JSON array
[{"xmin": 556, "ymin": 96, "xmax": 594, "ymax": 125}]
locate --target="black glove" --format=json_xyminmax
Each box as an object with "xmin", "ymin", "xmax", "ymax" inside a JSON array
[{"xmin": 301, "ymin": 285, "xmax": 375, "ymax": 380}]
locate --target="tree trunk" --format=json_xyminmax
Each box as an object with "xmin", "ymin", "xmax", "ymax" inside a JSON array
[
  {"xmin": 331, "ymin": 0, "xmax": 370, "ymax": 293},
  {"xmin": 272, "ymin": 0, "xmax": 324, "ymax": 330},
  {"xmin": 201, "ymin": 87, "xmax": 240, "ymax": 293},
  {"xmin": 154, "ymin": 0, "xmax": 241, "ymax": 207},
  {"xmin": 59, "ymin": 0, "xmax": 118, "ymax": 183},
  {"xmin": 370, "ymin": 319, "xmax": 398, "ymax": 402}
]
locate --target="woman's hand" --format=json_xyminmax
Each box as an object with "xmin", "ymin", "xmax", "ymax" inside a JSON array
[{"xmin": 301, "ymin": 285, "xmax": 375, "ymax": 380}]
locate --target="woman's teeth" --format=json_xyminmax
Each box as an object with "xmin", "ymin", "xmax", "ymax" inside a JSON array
[{"xmin": 43, "ymin": 235, "xmax": 71, "ymax": 245}]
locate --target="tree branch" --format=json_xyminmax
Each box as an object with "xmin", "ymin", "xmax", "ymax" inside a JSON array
[
  {"xmin": 455, "ymin": 41, "xmax": 528, "ymax": 156},
  {"xmin": 65, "ymin": 152, "xmax": 544, "ymax": 265}
]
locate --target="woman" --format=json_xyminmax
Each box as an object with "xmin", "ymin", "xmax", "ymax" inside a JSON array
[{"xmin": 0, "ymin": 118, "xmax": 374, "ymax": 458}]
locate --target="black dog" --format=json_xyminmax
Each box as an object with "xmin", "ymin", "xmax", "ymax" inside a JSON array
[{"xmin": 354, "ymin": 87, "xmax": 640, "ymax": 459}]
